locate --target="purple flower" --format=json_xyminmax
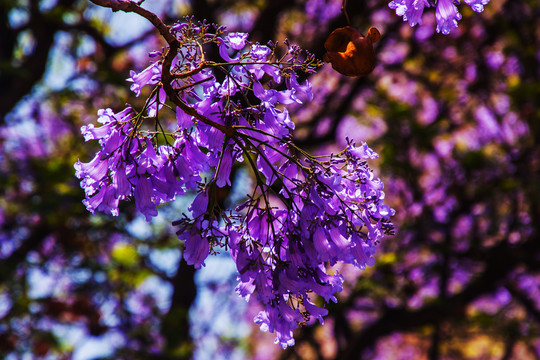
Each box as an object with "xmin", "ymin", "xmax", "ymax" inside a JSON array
[
  {"xmin": 74, "ymin": 154, "xmax": 107, "ymax": 186},
  {"xmin": 218, "ymin": 39, "xmax": 238, "ymax": 62},
  {"xmin": 81, "ymin": 122, "xmax": 113, "ymax": 141},
  {"xmin": 215, "ymin": 146, "xmax": 234, "ymax": 188},
  {"xmin": 303, "ymin": 298, "xmax": 328, "ymax": 324},
  {"xmin": 389, "ymin": 0, "xmax": 430, "ymax": 27},
  {"xmin": 218, "ymin": 32, "xmax": 249, "ymax": 62},
  {"xmin": 313, "ymin": 226, "xmax": 339, "ymax": 260},
  {"xmin": 253, "ymin": 81, "xmax": 300, "ymax": 106},
  {"xmin": 189, "ymin": 191, "xmax": 209, "ymax": 218},
  {"xmin": 254, "ymin": 302, "xmax": 302, "ymax": 349},
  {"xmin": 256, "ymin": 144, "xmax": 285, "ymax": 185},
  {"xmin": 180, "ymin": 226, "xmax": 209, "ymax": 269},
  {"xmin": 436, "ymin": 0, "xmax": 462, "ymax": 34},
  {"xmin": 176, "ymin": 107, "xmax": 193, "ymax": 130},
  {"xmin": 127, "ymin": 62, "xmax": 161, "ymax": 96},
  {"xmin": 147, "ymin": 87, "xmax": 167, "ymax": 117},
  {"xmin": 137, "ymin": 138, "xmax": 161, "ymax": 175},
  {"xmin": 82, "ymin": 184, "xmax": 106, "ymax": 214},
  {"xmin": 464, "ymin": 0, "xmax": 489, "ymax": 12},
  {"xmin": 226, "ymin": 32, "xmax": 248, "ymax": 50},
  {"xmin": 97, "ymin": 107, "xmax": 133, "ymax": 125},
  {"xmin": 288, "ymin": 73, "xmax": 314, "ymax": 102},
  {"xmin": 134, "ymin": 176, "xmax": 158, "ymax": 221},
  {"xmin": 152, "ymin": 156, "xmax": 184, "ymax": 202},
  {"xmin": 348, "ymin": 141, "xmax": 379, "ymax": 160},
  {"xmin": 112, "ymin": 166, "xmax": 131, "ymax": 198},
  {"xmin": 249, "ymin": 44, "xmax": 271, "ymax": 61}
]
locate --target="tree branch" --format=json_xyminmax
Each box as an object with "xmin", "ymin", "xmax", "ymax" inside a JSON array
[{"xmin": 89, "ymin": 0, "xmax": 178, "ymax": 45}]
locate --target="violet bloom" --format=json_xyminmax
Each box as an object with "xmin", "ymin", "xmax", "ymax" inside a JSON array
[
  {"xmin": 134, "ymin": 176, "xmax": 158, "ymax": 221},
  {"xmin": 389, "ymin": 0, "xmax": 430, "ymax": 27},
  {"xmin": 80, "ymin": 122, "xmax": 113, "ymax": 141},
  {"xmin": 215, "ymin": 146, "xmax": 234, "ymax": 188},
  {"xmin": 226, "ymin": 32, "xmax": 248, "ymax": 50},
  {"xmin": 176, "ymin": 107, "xmax": 193, "ymax": 130},
  {"xmin": 189, "ymin": 191, "xmax": 209, "ymax": 218},
  {"xmin": 127, "ymin": 61, "xmax": 161, "ymax": 96},
  {"xmin": 180, "ymin": 226, "xmax": 209, "ymax": 269},
  {"xmin": 255, "ymin": 302, "xmax": 302, "ymax": 349},
  {"xmin": 436, "ymin": 0, "xmax": 462, "ymax": 34},
  {"xmin": 223, "ymin": 140, "xmax": 393, "ymax": 348},
  {"xmin": 464, "ymin": 0, "xmax": 490, "ymax": 12},
  {"xmin": 249, "ymin": 44, "xmax": 271, "ymax": 61},
  {"xmin": 218, "ymin": 32, "xmax": 249, "ymax": 62}
]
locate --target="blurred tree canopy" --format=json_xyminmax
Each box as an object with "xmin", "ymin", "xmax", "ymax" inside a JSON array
[{"xmin": 0, "ymin": 0, "xmax": 539, "ymax": 359}]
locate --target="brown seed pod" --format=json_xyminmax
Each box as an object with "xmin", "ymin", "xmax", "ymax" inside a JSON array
[{"xmin": 323, "ymin": 26, "xmax": 381, "ymax": 77}]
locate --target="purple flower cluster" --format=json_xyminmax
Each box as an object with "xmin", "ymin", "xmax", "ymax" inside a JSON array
[
  {"xmin": 75, "ymin": 19, "xmax": 394, "ymax": 348},
  {"xmin": 389, "ymin": 0, "xmax": 490, "ymax": 34},
  {"xmin": 225, "ymin": 141, "xmax": 394, "ymax": 347},
  {"xmin": 75, "ymin": 106, "xmax": 195, "ymax": 220}
]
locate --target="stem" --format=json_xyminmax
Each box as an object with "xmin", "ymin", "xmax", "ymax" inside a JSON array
[
  {"xmin": 342, "ymin": 0, "xmax": 351, "ymax": 26},
  {"xmin": 235, "ymin": 134, "xmax": 302, "ymax": 214},
  {"xmin": 173, "ymin": 76, "xmax": 215, "ymax": 94},
  {"xmin": 91, "ymin": 0, "xmax": 235, "ymax": 137},
  {"xmin": 212, "ymin": 136, "xmax": 230, "ymax": 184},
  {"xmin": 171, "ymin": 62, "xmax": 209, "ymax": 79},
  {"xmin": 235, "ymin": 131, "xmax": 310, "ymax": 177},
  {"xmin": 233, "ymin": 138, "xmax": 278, "ymax": 247}
]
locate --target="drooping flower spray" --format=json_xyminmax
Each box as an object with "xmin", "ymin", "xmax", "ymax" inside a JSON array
[{"xmin": 77, "ymin": 2, "xmax": 394, "ymax": 348}]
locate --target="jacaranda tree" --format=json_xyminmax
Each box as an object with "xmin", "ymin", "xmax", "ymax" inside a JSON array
[{"xmin": 0, "ymin": 0, "xmax": 539, "ymax": 359}]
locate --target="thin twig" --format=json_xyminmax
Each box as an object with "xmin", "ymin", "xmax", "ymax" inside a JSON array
[
  {"xmin": 342, "ymin": 0, "xmax": 351, "ymax": 25},
  {"xmin": 90, "ymin": 0, "xmax": 234, "ymax": 137}
]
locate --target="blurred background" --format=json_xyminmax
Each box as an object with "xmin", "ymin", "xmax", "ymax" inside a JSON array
[{"xmin": 0, "ymin": 0, "xmax": 539, "ymax": 359}]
